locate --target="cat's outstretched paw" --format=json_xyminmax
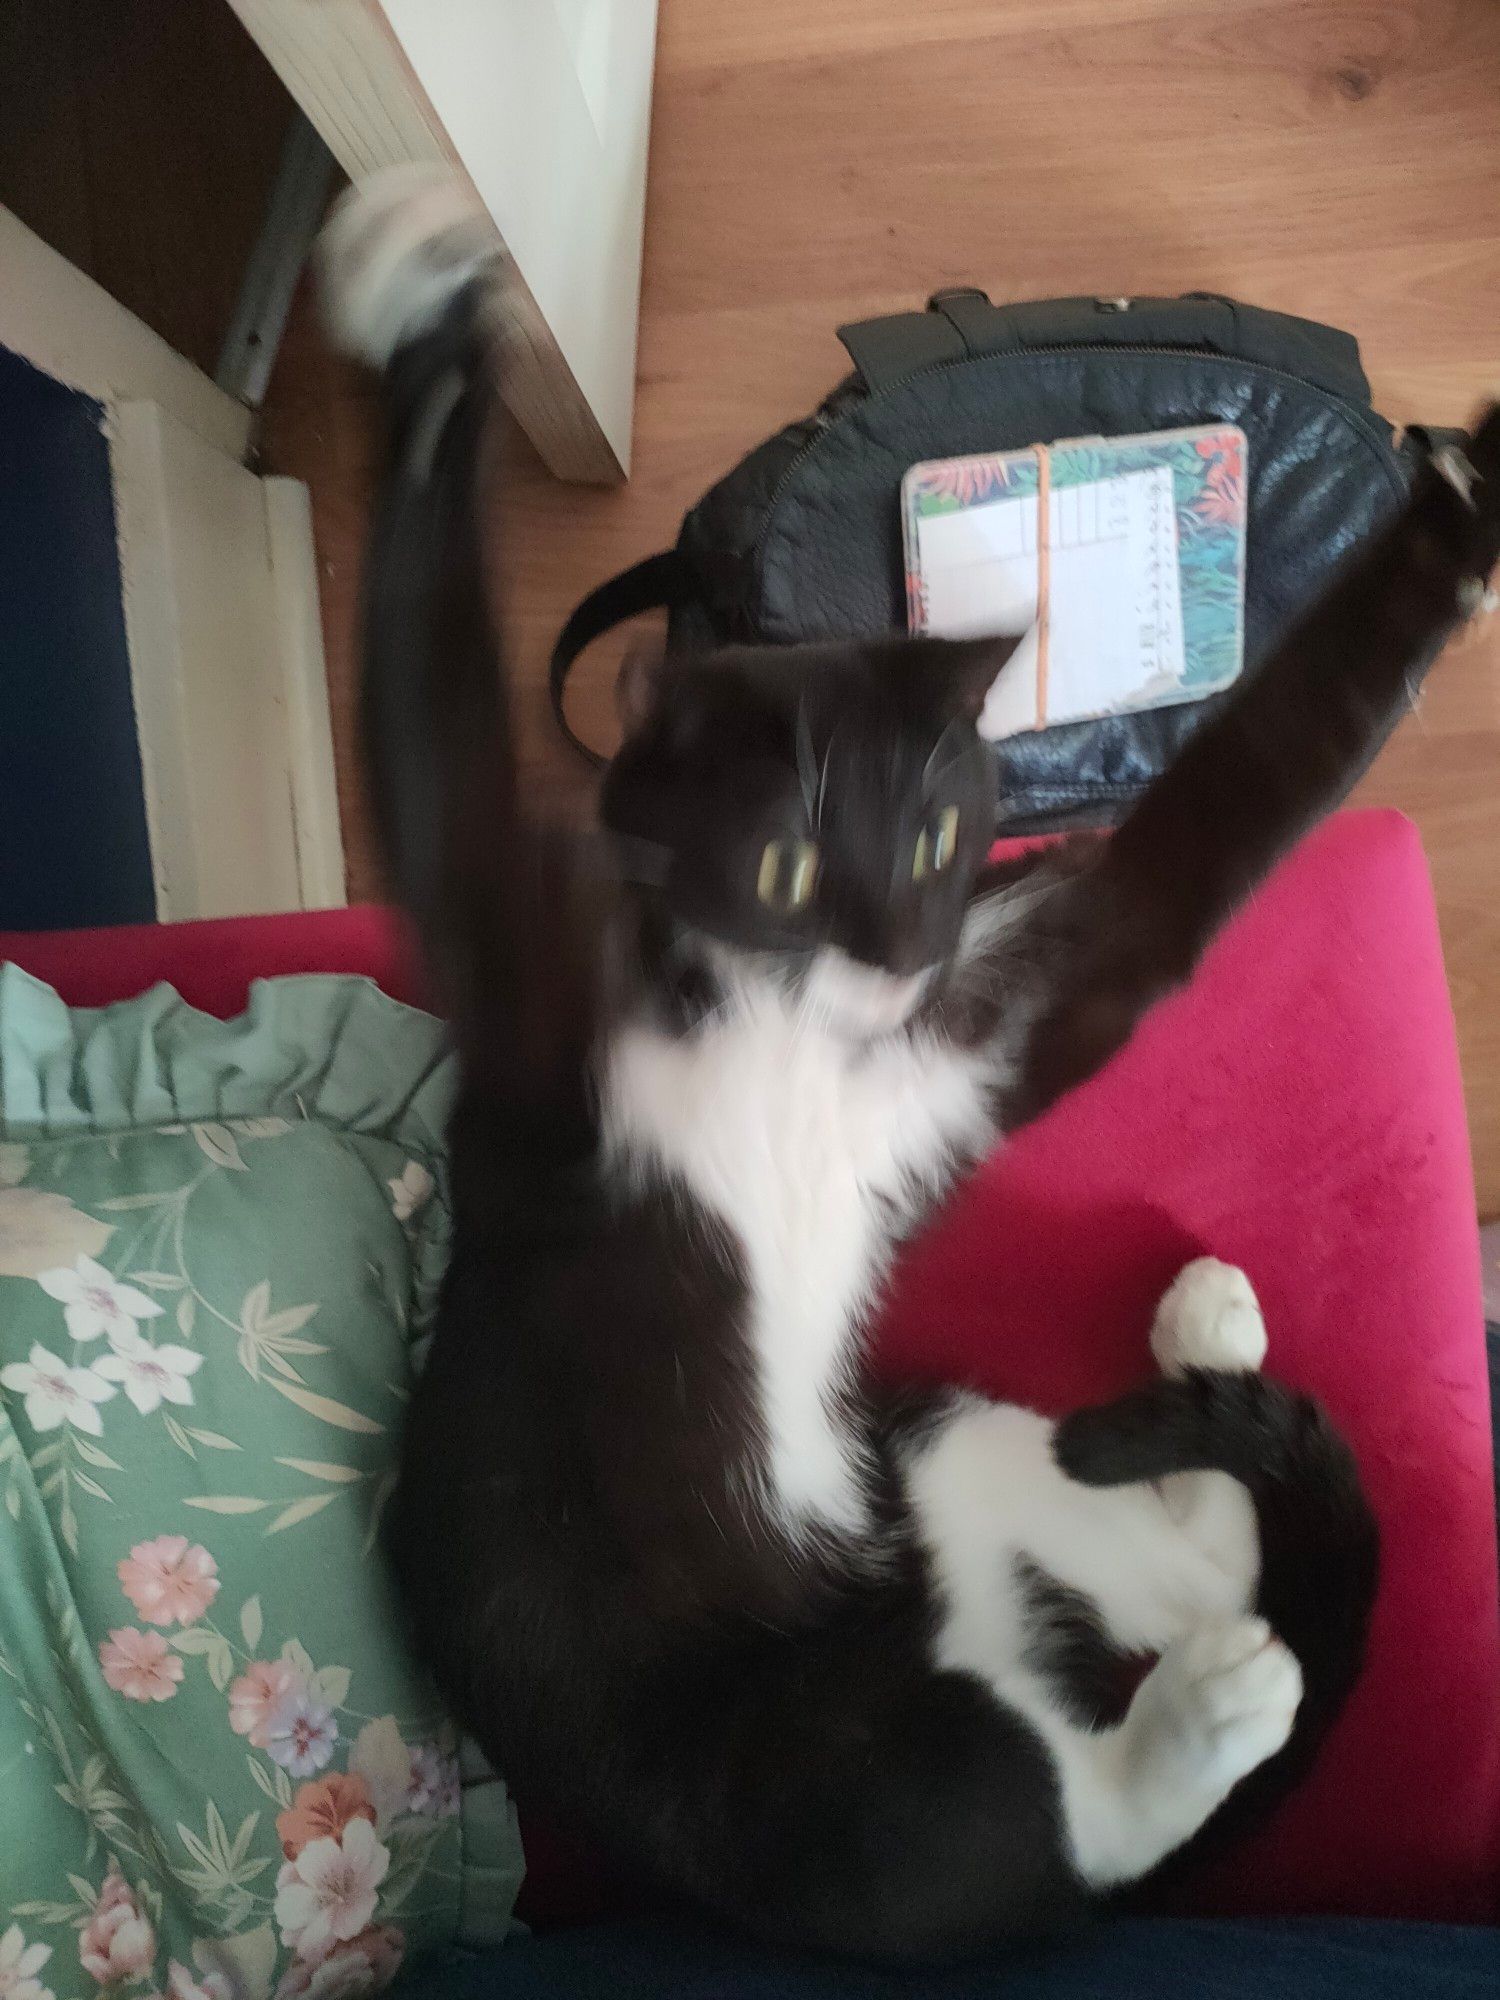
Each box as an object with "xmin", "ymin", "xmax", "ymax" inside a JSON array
[
  {"xmin": 1421, "ymin": 404, "xmax": 1500, "ymax": 609},
  {"xmin": 317, "ymin": 164, "xmax": 504, "ymax": 370},
  {"xmin": 1142, "ymin": 1616, "xmax": 1302, "ymax": 1789},
  {"xmin": 1151, "ymin": 1258, "xmax": 1267, "ymax": 1378}
]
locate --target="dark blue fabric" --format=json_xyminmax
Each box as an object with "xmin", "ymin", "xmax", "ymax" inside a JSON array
[
  {"xmin": 0, "ymin": 342, "xmax": 155, "ymax": 928},
  {"xmin": 401, "ymin": 1919, "xmax": 1499, "ymax": 1999}
]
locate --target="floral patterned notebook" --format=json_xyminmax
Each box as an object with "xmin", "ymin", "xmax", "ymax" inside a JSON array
[{"xmin": 903, "ymin": 425, "xmax": 1247, "ymax": 741}]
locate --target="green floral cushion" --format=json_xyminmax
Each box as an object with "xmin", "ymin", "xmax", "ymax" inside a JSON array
[{"xmin": 0, "ymin": 969, "xmax": 522, "ymax": 2000}]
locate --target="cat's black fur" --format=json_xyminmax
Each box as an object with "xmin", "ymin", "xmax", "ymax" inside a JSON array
[{"xmin": 350, "ymin": 247, "xmax": 1500, "ymax": 1960}]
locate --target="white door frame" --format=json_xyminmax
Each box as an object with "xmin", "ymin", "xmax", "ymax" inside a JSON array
[{"xmin": 227, "ymin": 0, "xmax": 660, "ymax": 484}]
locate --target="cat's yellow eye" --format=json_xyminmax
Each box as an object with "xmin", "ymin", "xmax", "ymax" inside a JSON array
[
  {"xmin": 757, "ymin": 839, "xmax": 820, "ymax": 912},
  {"xmin": 913, "ymin": 806, "xmax": 960, "ymax": 881}
]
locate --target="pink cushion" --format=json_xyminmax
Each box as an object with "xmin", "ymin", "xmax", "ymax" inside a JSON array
[{"xmin": 4, "ymin": 810, "xmax": 1495, "ymax": 1921}]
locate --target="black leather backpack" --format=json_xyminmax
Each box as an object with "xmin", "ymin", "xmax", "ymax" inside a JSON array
[{"xmin": 551, "ymin": 289, "xmax": 1455, "ymax": 833}]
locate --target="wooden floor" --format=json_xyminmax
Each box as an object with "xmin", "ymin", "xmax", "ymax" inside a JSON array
[{"xmin": 267, "ymin": 0, "xmax": 1497, "ymax": 1211}]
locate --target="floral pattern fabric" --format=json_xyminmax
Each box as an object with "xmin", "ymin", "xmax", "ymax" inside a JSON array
[{"xmin": 0, "ymin": 971, "xmax": 523, "ymax": 2000}]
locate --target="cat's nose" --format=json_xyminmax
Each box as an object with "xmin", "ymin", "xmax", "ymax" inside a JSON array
[
  {"xmin": 836, "ymin": 897, "xmax": 930, "ymax": 980},
  {"xmin": 870, "ymin": 934, "xmax": 931, "ymax": 980}
]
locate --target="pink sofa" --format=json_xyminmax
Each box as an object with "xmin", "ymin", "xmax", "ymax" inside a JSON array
[{"xmin": 4, "ymin": 810, "xmax": 1495, "ymax": 1924}]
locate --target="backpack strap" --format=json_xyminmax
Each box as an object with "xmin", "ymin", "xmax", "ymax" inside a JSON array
[
  {"xmin": 834, "ymin": 293, "xmax": 976, "ymax": 391},
  {"xmin": 548, "ymin": 549, "xmax": 692, "ymax": 767}
]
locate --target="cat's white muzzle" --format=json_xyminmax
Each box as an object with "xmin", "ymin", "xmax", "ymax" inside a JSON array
[{"xmin": 805, "ymin": 950, "xmax": 930, "ymax": 1040}]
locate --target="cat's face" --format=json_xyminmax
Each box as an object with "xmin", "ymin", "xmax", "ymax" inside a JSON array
[{"xmin": 601, "ymin": 636, "xmax": 1017, "ymax": 1034}]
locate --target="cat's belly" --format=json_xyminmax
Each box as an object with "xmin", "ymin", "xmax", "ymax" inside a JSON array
[{"xmin": 601, "ymin": 995, "xmax": 995, "ymax": 1536}]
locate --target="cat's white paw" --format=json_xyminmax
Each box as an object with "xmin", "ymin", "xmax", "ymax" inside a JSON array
[
  {"xmin": 1146, "ymin": 1616, "xmax": 1302, "ymax": 1787},
  {"xmin": 1151, "ymin": 1258, "xmax": 1267, "ymax": 1377},
  {"xmin": 317, "ymin": 164, "xmax": 502, "ymax": 369}
]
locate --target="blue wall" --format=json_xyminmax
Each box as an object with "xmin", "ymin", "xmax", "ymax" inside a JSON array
[{"xmin": 0, "ymin": 342, "xmax": 156, "ymax": 930}]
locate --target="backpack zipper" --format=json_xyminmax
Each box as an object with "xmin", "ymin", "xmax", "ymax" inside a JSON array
[{"xmin": 747, "ymin": 340, "xmax": 1409, "ymax": 611}]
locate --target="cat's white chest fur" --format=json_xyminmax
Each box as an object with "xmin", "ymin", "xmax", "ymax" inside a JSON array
[{"xmin": 602, "ymin": 967, "xmax": 994, "ymax": 1535}]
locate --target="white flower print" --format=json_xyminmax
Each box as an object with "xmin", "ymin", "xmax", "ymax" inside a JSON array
[
  {"xmin": 0, "ymin": 1190, "xmax": 112, "ymax": 1280},
  {"xmin": 264, "ymin": 1685, "xmax": 338, "ymax": 1778},
  {"xmin": 36, "ymin": 1256, "xmax": 163, "ymax": 1345},
  {"xmin": 0, "ymin": 1143, "xmax": 30, "ymax": 1187},
  {"xmin": 95, "ymin": 1328, "xmax": 203, "ymax": 1415},
  {"xmin": 273, "ymin": 1821, "xmax": 390, "ymax": 1959},
  {"xmin": 0, "ymin": 1344, "xmax": 115, "ymax": 1435},
  {"xmin": 0, "ymin": 1925, "xmax": 54, "ymax": 2000},
  {"xmin": 386, "ymin": 1162, "xmax": 433, "ymax": 1224}
]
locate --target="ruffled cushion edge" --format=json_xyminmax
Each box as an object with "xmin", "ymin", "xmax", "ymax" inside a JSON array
[{"xmin": 0, "ymin": 966, "xmax": 455, "ymax": 1149}]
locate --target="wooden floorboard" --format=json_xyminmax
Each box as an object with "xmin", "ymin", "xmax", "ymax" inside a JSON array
[{"xmin": 260, "ymin": 0, "xmax": 1500, "ymax": 1212}]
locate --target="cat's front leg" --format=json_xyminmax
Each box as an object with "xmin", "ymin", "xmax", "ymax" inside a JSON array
[{"xmin": 978, "ymin": 406, "xmax": 1500, "ymax": 1129}]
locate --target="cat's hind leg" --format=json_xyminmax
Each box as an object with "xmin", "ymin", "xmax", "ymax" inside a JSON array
[
  {"xmin": 904, "ymin": 1394, "xmax": 1301, "ymax": 1889},
  {"xmin": 904, "ymin": 1261, "xmax": 1301, "ymax": 1891},
  {"xmin": 1037, "ymin": 1613, "xmax": 1302, "ymax": 1888},
  {"xmin": 903, "ymin": 1393, "xmax": 1250, "ymax": 1681},
  {"xmin": 1150, "ymin": 1256, "xmax": 1267, "ymax": 1377},
  {"xmin": 1148, "ymin": 1258, "xmax": 1263, "ymax": 1597}
]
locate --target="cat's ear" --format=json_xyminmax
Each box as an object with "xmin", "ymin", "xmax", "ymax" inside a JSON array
[
  {"xmin": 908, "ymin": 633, "xmax": 1028, "ymax": 734},
  {"xmin": 615, "ymin": 640, "xmax": 670, "ymax": 737}
]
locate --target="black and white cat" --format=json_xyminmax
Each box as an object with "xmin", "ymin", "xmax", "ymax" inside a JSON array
[{"xmin": 321, "ymin": 173, "xmax": 1500, "ymax": 1960}]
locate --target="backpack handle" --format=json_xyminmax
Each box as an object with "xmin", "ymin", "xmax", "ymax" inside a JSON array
[
  {"xmin": 547, "ymin": 549, "xmax": 692, "ymax": 768},
  {"xmin": 836, "ymin": 289, "xmax": 1368, "ymax": 400},
  {"xmin": 836, "ymin": 290, "xmax": 1245, "ymax": 392}
]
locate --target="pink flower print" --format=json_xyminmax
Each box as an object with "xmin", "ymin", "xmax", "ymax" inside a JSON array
[
  {"xmin": 277, "ymin": 1773, "xmax": 377, "ymax": 1860},
  {"xmin": 264, "ymin": 1684, "xmax": 338, "ymax": 1778},
  {"xmin": 1194, "ymin": 468, "xmax": 1245, "ymax": 527},
  {"xmin": 914, "ymin": 457, "xmax": 1012, "ymax": 506},
  {"xmin": 273, "ymin": 1821, "xmax": 391, "ymax": 1960},
  {"xmin": 95, "ymin": 1331, "xmax": 202, "ymax": 1416},
  {"xmin": 1195, "ymin": 432, "xmax": 1244, "ymax": 483},
  {"xmin": 37, "ymin": 1256, "xmax": 163, "ymax": 1344},
  {"xmin": 164, "ymin": 1966, "xmax": 229, "ymax": 2000},
  {"xmin": 274, "ymin": 1928, "xmax": 404, "ymax": 2000},
  {"xmin": 117, "ymin": 1537, "xmax": 219, "ymax": 1627},
  {"xmin": 405, "ymin": 1742, "xmax": 460, "ymax": 1817},
  {"xmin": 0, "ymin": 1925, "xmax": 55, "ymax": 2000},
  {"xmin": 228, "ymin": 1660, "xmax": 296, "ymax": 1748},
  {"xmin": 0, "ymin": 1343, "xmax": 114, "ymax": 1435},
  {"xmin": 98, "ymin": 1628, "xmax": 183, "ymax": 1703},
  {"xmin": 79, "ymin": 1866, "xmax": 156, "ymax": 1985}
]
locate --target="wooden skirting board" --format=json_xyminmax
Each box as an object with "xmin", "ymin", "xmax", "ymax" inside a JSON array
[{"xmin": 112, "ymin": 403, "xmax": 346, "ymax": 920}]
